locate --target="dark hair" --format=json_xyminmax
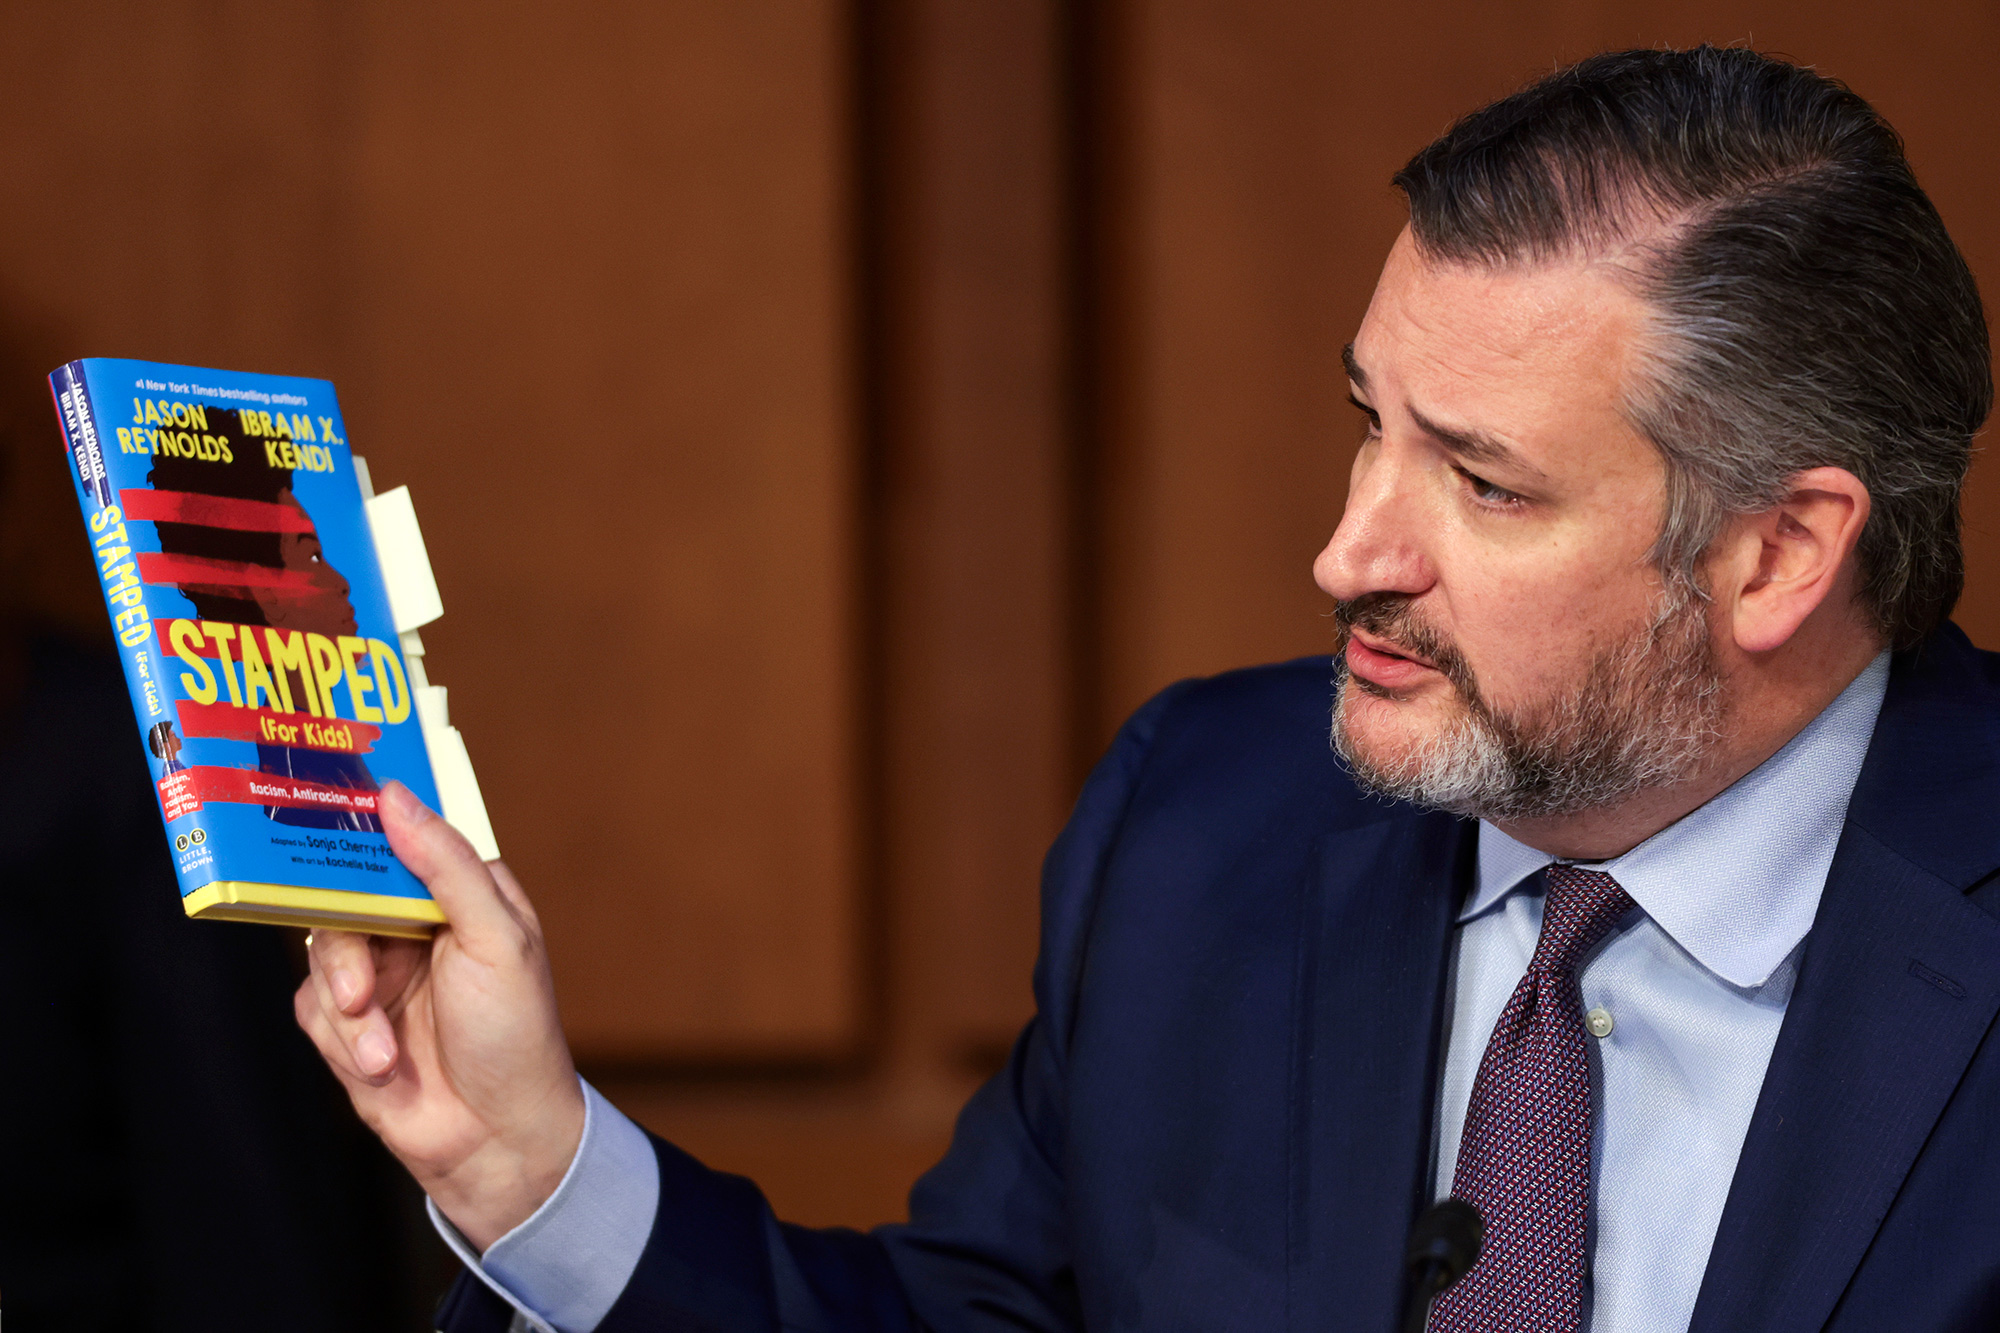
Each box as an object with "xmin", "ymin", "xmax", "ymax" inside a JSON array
[
  {"xmin": 1395, "ymin": 46, "xmax": 1991, "ymax": 649},
  {"xmin": 147, "ymin": 406, "xmax": 295, "ymax": 624}
]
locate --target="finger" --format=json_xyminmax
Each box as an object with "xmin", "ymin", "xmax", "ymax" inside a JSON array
[
  {"xmin": 294, "ymin": 978, "xmax": 368, "ymax": 1083},
  {"xmin": 304, "ymin": 937, "xmax": 400, "ymax": 1079},
  {"xmin": 369, "ymin": 935, "xmax": 430, "ymax": 1018},
  {"xmin": 295, "ymin": 973, "xmax": 400, "ymax": 1083},
  {"xmin": 377, "ymin": 781, "xmax": 526, "ymax": 949},
  {"xmin": 308, "ymin": 927, "xmax": 378, "ymax": 1015},
  {"xmin": 486, "ymin": 860, "xmax": 541, "ymax": 932}
]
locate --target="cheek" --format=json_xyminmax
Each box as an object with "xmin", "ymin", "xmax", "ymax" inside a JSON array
[{"xmin": 1444, "ymin": 559, "xmax": 1653, "ymax": 700}]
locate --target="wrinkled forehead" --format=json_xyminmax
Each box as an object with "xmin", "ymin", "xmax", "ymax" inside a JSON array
[
  {"xmin": 1349, "ymin": 228, "xmax": 1670, "ymax": 501},
  {"xmin": 1354, "ymin": 231, "xmax": 1650, "ymax": 422}
]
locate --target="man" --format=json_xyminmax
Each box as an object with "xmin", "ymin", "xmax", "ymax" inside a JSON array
[{"xmin": 298, "ymin": 46, "xmax": 2000, "ymax": 1332}]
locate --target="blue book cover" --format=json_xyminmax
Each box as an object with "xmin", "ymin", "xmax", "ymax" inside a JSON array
[{"xmin": 51, "ymin": 357, "xmax": 445, "ymax": 937}]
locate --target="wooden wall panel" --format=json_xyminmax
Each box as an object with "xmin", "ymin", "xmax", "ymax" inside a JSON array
[
  {"xmin": 1097, "ymin": 0, "xmax": 2000, "ymax": 738},
  {"xmin": 1095, "ymin": 0, "xmax": 1391, "ymax": 739},
  {"xmin": 0, "ymin": 0, "xmax": 862, "ymax": 1063},
  {"xmin": 341, "ymin": 0, "xmax": 859, "ymax": 1061},
  {"xmin": 873, "ymin": 0, "xmax": 1073, "ymax": 1059}
]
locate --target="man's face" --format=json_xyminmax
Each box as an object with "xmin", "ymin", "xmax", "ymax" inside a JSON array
[{"xmin": 1316, "ymin": 229, "xmax": 1724, "ymax": 820}]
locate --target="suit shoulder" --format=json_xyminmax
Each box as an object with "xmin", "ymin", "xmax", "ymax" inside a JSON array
[
  {"xmin": 1143, "ymin": 655, "xmax": 1338, "ymax": 750},
  {"xmin": 1117, "ymin": 655, "xmax": 1393, "ymax": 835},
  {"xmin": 1929, "ymin": 622, "xmax": 2000, "ymax": 695}
]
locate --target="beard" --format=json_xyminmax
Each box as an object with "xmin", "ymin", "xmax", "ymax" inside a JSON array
[{"xmin": 1329, "ymin": 579, "xmax": 1727, "ymax": 822}]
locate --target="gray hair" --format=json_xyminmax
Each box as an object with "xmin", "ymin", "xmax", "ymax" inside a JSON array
[{"xmin": 1394, "ymin": 46, "xmax": 1991, "ymax": 648}]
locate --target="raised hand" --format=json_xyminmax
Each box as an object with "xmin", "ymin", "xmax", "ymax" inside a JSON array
[{"xmin": 295, "ymin": 780, "xmax": 586, "ymax": 1249}]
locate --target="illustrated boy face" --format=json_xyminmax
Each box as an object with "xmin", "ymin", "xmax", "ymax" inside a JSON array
[
  {"xmin": 248, "ymin": 488, "xmax": 358, "ymax": 636},
  {"xmin": 158, "ymin": 727, "xmax": 182, "ymax": 761}
]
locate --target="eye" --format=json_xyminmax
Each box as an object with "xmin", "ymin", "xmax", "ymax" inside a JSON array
[
  {"xmin": 1347, "ymin": 393, "xmax": 1381, "ymax": 439},
  {"xmin": 1453, "ymin": 464, "xmax": 1526, "ymax": 508}
]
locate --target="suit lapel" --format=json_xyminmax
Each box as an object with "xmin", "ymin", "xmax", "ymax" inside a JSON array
[
  {"xmin": 1688, "ymin": 826, "xmax": 2000, "ymax": 1333},
  {"xmin": 1288, "ymin": 810, "xmax": 1471, "ymax": 1333},
  {"xmin": 1690, "ymin": 628, "xmax": 2000, "ymax": 1333}
]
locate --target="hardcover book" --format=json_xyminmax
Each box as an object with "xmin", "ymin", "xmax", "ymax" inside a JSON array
[{"xmin": 51, "ymin": 357, "xmax": 494, "ymax": 937}]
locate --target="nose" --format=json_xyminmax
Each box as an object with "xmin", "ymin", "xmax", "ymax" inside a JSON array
[{"xmin": 1313, "ymin": 442, "xmax": 1435, "ymax": 604}]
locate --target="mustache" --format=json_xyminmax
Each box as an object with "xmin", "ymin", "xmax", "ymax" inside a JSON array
[{"xmin": 1333, "ymin": 593, "xmax": 1479, "ymax": 697}]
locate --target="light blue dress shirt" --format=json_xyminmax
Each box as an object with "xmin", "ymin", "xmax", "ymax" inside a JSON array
[
  {"xmin": 441, "ymin": 653, "xmax": 1890, "ymax": 1333},
  {"xmin": 429, "ymin": 1081, "xmax": 659, "ymax": 1333},
  {"xmin": 1436, "ymin": 652, "xmax": 1889, "ymax": 1331}
]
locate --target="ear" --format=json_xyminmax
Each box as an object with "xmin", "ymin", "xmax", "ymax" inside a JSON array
[{"xmin": 1712, "ymin": 467, "xmax": 1872, "ymax": 655}]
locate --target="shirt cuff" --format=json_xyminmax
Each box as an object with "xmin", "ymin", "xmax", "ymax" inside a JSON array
[{"xmin": 427, "ymin": 1078, "xmax": 661, "ymax": 1333}]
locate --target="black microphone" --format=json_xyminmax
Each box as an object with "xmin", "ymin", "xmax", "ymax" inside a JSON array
[{"xmin": 1401, "ymin": 1197, "xmax": 1483, "ymax": 1333}]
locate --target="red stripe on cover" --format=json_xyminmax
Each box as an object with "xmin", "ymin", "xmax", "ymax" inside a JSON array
[
  {"xmin": 119, "ymin": 488, "xmax": 315, "ymax": 533},
  {"xmin": 157, "ymin": 766, "xmax": 379, "ymax": 822},
  {"xmin": 175, "ymin": 699, "xmax": 380, "ymax": 754},
  {"xmin": 137, "ymin": 551, "xmax": 320, "ymax": 592},
  {"xmin": 158, "ymin": 621, "xmax": 219, "ymax": 659}
]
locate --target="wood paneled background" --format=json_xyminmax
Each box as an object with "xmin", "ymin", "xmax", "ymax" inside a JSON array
[{"xmin": 1, "ymin": 0, "xmax": 1996, "ymax": 1257}]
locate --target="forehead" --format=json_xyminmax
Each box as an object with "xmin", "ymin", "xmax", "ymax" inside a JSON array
[{"xmin": 1350, "ymin": 229, "xmax": 1652, "ymax": 466}]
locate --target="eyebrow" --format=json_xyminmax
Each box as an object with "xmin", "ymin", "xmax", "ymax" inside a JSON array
[
  {"xmin": 1341, "ymin": 341, "xmax": 1547, "ymax": 483},
  {"xmin": 1342, "ymin": 342, "xmax": 1368, "ymax": 392}
]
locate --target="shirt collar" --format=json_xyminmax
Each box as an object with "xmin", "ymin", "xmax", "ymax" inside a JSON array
[{"xmin": 1468, "ymin": 652, "xmax": 1890, "ymax": 988}]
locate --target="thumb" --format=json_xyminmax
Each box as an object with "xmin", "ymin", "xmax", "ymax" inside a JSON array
[{"xmin": 378, "ymin": 780, "xmax": 524, "ymax": 947}]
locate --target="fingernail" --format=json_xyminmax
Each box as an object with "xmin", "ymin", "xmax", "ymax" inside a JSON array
[
  {"xmin": 357, "ymin": 1029, "xmax": 395, "ymax": 1076},
  {"xmin": 330, "ymin": 968, "xmax": 359, "ymax": 1010},
  {"xmin": 382, "ymin": 780, "xmax": 433, "ymax": 824}
]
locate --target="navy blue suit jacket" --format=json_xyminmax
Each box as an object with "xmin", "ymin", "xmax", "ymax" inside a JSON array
[{"xmin": 443, "ymin": 624, "xmax": 2000, "ymax": 1332}]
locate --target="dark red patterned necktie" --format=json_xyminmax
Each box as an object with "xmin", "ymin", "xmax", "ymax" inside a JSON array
[{"xmin": 1428, "ymin": 865, "xmax": 1636, "ymax": 1333}]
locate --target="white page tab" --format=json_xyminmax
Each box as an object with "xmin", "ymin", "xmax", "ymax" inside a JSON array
[{"xmin": 365, "ymin": 485, "xmax": 444, "ymax": 632}]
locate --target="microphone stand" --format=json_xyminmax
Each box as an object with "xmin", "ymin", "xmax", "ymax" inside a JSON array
[{"xmin": 1401, "ymin": 1198, "xmax": 1483, "ymax": 1333}]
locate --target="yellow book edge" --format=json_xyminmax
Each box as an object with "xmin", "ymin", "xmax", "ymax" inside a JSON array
[{"xmin": 182, "ymin": 881, "xmax": 444, "ymax": 939}]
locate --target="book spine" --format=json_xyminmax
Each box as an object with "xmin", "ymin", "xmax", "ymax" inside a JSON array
[
  {"xmin": 51, "ymin": 362, "xmax": 202, "ymax": 891},
  {"xmin": 51, "ymin": 361, "xmax": 113, "ymax": 508}
]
